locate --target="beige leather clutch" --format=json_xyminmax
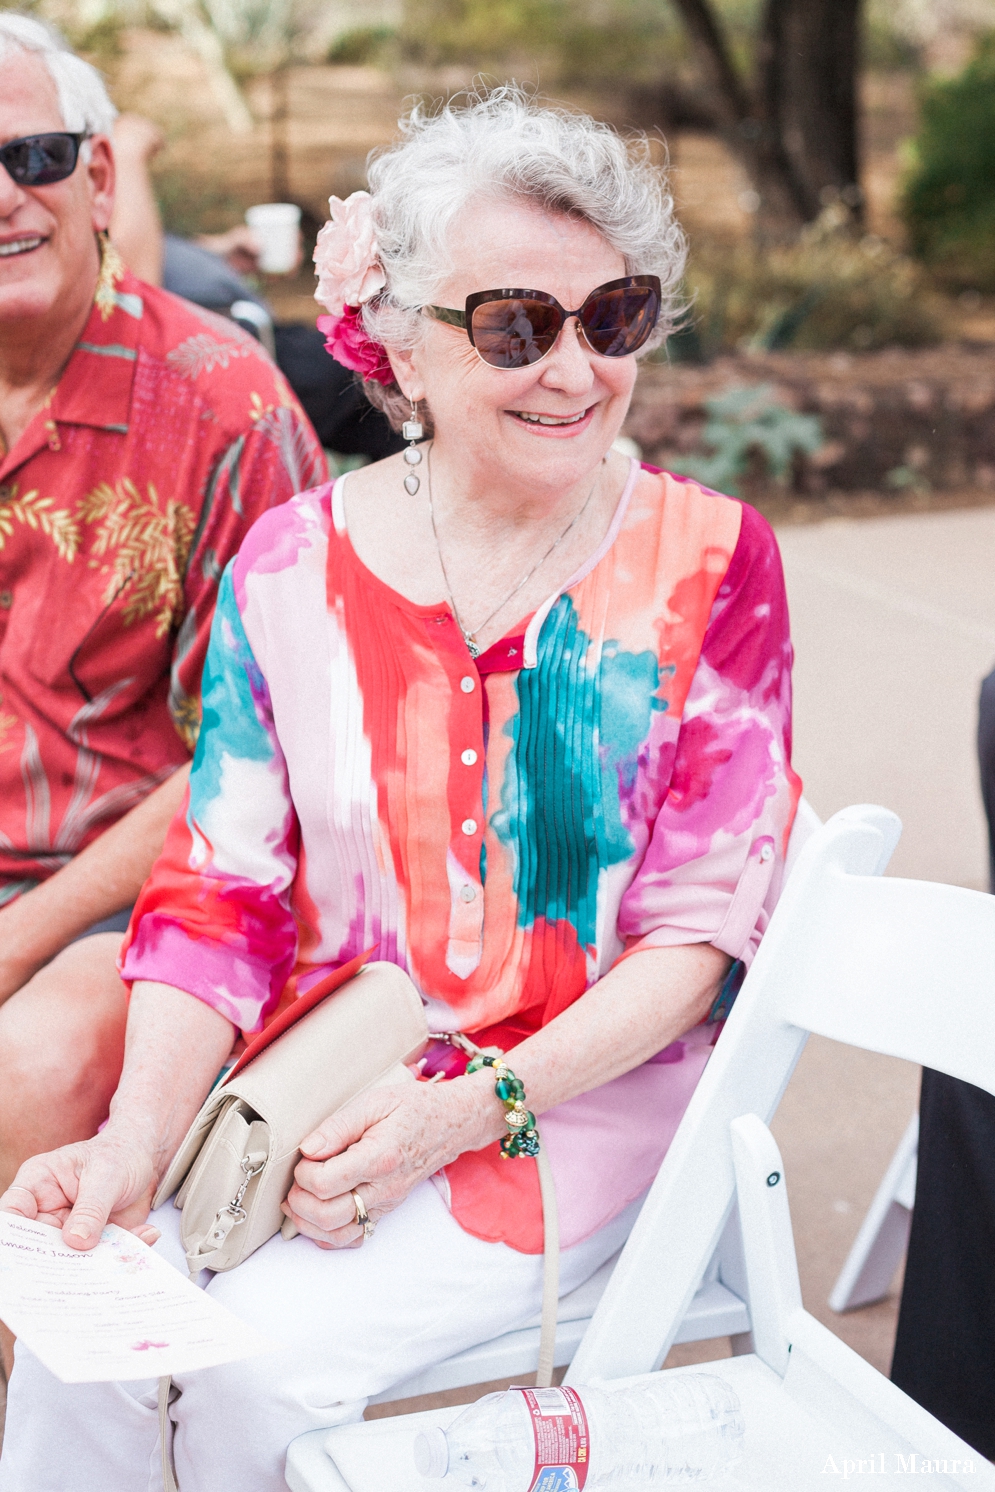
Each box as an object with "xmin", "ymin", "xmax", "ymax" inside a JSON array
[{"xmin": 154, "ymin": 960, "xmax": 429, "ymax": 1276}]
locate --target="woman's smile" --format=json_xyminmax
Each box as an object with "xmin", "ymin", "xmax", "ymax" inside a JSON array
[{"xmin": 507, "ymin": 403, "xmax": 596, "ymax": 435}]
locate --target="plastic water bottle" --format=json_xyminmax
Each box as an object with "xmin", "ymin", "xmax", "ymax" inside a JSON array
[{"xmin": 413, "ymin": 1374, "xmax": 744, "ymax": 1488}]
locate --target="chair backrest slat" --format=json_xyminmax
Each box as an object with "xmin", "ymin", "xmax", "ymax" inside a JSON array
[
  {"xmin": 777, "ymin": 872, "xmax": 995, "ymax": 1094},
  {"xmin": 569, "ymin": 804, "xmax": 995, "ymax": 1384}
]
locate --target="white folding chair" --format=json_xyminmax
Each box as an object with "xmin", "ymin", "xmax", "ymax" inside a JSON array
[
  {"xmin": 829, "ymin": 1113, "xmax": 918, "ymax": 1313},
  {"xmin": 289, "ymin": 803, "xmax": 994, "ymax": 1491}
]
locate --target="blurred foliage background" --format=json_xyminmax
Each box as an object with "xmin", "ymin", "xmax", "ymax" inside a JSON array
[
  {"xmin": 668, "ymin": 211, "xmax": 948, "ymax": 361},
  {"xmin": 7, "ymin": 0, "xmax": 995, "ymax": 352},
  {"xmin": 901, "ymin": 33, "xmax": 995, "ymax": 292}
]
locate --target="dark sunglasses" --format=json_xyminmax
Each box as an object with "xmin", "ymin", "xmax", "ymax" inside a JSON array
[
  {"xmin": 424, "ymin": 275, "xmax": 661, "ymax": 370},
  {"xmin": 0, "ymin": 132, "xmax": 87, "ymax": 187}
]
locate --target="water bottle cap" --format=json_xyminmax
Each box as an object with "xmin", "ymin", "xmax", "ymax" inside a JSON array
[{"xmin": 414, "ymin": 1427, "xmax": 449, "ymax": 1478}]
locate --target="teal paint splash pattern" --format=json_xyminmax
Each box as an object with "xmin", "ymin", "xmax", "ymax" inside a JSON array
[{"xmin": 494, "ymin": 595, "xmax": 661, "ymax": 947}]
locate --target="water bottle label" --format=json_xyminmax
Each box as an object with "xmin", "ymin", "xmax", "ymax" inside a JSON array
[{"xmin": 515, "ymin": 1386, "xmax": 589, "ymax": 1492}]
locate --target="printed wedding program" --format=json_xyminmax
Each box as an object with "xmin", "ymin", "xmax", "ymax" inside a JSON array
[{"xmin": 0, "ymin": 1213, "xmax": 276, "ymax": 1382}]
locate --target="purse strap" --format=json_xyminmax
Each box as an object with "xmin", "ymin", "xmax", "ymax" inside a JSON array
[
  {"xmin": 534, "ymin": 1143, "xmax": 560, "ymax": 1388},
  {"xmin": 159, "ymin": 1374, "xmax": 178, "ymax": 1492}
]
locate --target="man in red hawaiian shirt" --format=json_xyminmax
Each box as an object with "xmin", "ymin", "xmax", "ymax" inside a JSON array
[{"xmin": 0, "ymin": 11, "xmax": 325, "ymax": 1302}]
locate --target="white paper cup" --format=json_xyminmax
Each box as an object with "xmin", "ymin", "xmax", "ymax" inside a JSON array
[{"xmin": 245, "ymin": 202, "xmax": 301, "ymax": 274}]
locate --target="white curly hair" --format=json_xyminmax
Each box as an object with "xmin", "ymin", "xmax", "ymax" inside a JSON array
[
  {"xmin": 358, "ymin": 86, "xmax": 686, "ymax": 428},
  {"xmin": 0, "ymin": 12, "xmax": 117, "ymax": 139}
]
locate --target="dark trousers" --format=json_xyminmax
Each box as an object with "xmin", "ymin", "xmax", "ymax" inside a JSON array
[{"xmin": 890, "ymin": 665, "xmax": 995, "ymax": 1456}]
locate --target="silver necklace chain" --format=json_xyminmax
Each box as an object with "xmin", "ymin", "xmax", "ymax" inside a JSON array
[{"xmin": 426, "ymin": 444, "xmax": 602, "ymax": 659}]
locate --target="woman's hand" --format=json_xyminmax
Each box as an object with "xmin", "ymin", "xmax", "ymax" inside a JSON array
[
  {"xmin": 0, "ymin": 1125, "xmax": 161, "ymax": 1250},
  {"xmin": 283, "ymin": 1072, "xmax": 503, "ymax": 1249}
]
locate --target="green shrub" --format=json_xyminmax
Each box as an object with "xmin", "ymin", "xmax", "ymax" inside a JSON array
[
  {"xmin": 398, "ymin": 0, "xmax": 697, "ymax": 84},
  {"xmin": 863, "ymin": 0, "xmax": 922, "ymax": 72},
  {"xmin": 326, "ymin": 27, "xmax": 396, "ymax": 66},
  {"xmin": 399, "ymin": 0, "xmax": 561, "ymax": 68},
  {"xmin": 665, "ymin": 207, "xmax": 947, "ymax": 359},
  {"xmin": 153, "ymin": 168, "xmax": 249, "ymax": 239},
  {"xmin": 902, "ymin": 34, "xmax": 995, "ymax": 291},
  {"xmin": 668, "ymin": 385, "xmax": 823, "ymax": 497}
]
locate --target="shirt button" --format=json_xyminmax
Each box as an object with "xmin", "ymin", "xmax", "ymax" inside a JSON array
[
  {"xmin": 461, "ymin": 748, "xmax": 477, "ymax": 766},
  {"xmin": 0, "ymin": 591, "xmax": 11, "ymax": 609},
  {"xmin": 760, "ymin": 843, "xmax": 774, "ymax": 862},
  {"xmin": 459, "ymin": 885, "xmax": 476, "ymax": 902},
  {"xmin": 460, "ymin": 676, "xmax": 475, "ymax": 693},
  {"xmin": 461, "ymin": 818, "xmax": 477, "ymax": 835}
]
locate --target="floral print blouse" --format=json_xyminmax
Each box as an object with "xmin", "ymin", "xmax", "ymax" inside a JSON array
[
  {"xmin": 121, "ymin": 460, "xmax": 800, "ymax": 1252},
  {"xmin": 0, "ymin": 269, "xmax": 324, "ymax": 897}
]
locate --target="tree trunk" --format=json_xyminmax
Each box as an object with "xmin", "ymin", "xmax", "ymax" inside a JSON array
[
  {"xmin": 762, "ymin": 0, "xmax": 863, "ymax": 222},
  {"xmin": 668, "ymin": 0, "xmax": 863, "ymax": 240}
]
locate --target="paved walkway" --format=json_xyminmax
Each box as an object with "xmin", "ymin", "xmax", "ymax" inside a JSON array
[
  {"xmin": 782, "ymin": 506, "xmax": 995, "ymax": 891},
  {"xmin": 760, "ymin": 505, "xmax": 995, "ymax": 1373}
]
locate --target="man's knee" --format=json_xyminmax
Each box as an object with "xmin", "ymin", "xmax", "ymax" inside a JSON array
[
  {"xmin": 0, "ymin": 1005, "xmax": 98, "ymax": 1115},
  {"xmin": 0, "ymin": 937, "xmax": 127, "ymax": 1108}
]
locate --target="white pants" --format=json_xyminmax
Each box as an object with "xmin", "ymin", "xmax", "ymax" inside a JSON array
[{"xmin": 0, "ymin": 1180, "xmax": 640, "ymax": 1492}]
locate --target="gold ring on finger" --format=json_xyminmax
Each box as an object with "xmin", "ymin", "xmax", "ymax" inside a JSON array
[{"xmin": 351, "ymin": 1188, "xmax": 375, "ymax": 1240}]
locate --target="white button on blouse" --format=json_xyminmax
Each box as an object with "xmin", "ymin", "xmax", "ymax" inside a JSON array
[
  {"xmin": 460, "ymin": 676, "xmax": 475, "ymax": 693},
  {"xmin": 461, "ymin": 748, "xmax": 478, "ymax": 766},
  {"xmin": 461, "ymin": 818, "xmax": 477, "ymax": 835}
]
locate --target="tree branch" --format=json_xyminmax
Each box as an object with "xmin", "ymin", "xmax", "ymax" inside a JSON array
[
  {"xmin": 669, "ymin": 0, "xmax": 804, "ymax": 233},
  {"xmin": 667, "ymin": 0, "xmax": 752, "ymax": 127}
]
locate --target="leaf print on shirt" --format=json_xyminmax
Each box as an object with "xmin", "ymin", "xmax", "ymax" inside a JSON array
[
  {"xmin": 0, "ymin": 487, "xmax": 81, "ymax": 562},
  {"xmin": 166, "ymin": 333, "xmax": 252, "ymax": 379},
  {"xmin": 78, "ymin": 479, "xmax": 196, "ymax": 637},
  {"xmin": 250, "ymin": 397, "xmax": 326, "ymax": 496},
  {"xmin": 0, "ymin": 702, "xmax": 18, "ymax": 754}
]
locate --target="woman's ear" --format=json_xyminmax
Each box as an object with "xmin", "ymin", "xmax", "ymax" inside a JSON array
[{"xmin": 385, "ymin": 343, "xmax": 424, "ymax": 403}]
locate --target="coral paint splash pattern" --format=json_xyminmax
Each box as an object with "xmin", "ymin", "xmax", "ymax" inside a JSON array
[{"xmin": 121, "ymin": 460, "xmax": 800, "ymax": 1251}]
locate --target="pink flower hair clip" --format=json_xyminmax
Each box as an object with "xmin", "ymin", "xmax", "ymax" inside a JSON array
[{"xmin": 313, "ymin": 191, "xmax": 394, "ymax": 387}]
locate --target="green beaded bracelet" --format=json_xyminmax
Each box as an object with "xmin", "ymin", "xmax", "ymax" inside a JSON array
[{"xmin": 466, "ymin": 1053, "xmax": 540, "ymax": 1158}]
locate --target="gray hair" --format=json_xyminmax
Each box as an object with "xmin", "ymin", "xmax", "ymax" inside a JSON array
[
  {"xmin": 0, "ymin": 13, "xmax": 117, "ymax": 138},
  {"xmin": 359, "ymin": 86, "xmax": 686, "ymax": 428}
]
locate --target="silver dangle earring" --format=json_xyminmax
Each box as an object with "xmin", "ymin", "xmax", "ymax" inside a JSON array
[{"xmin": 402, "ymin": 398, "xmax": 424, "ymax": 495}]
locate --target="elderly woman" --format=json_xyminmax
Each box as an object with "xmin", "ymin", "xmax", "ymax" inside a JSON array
[{"xmin": 0, "ymin": 90, "xmax": 799, "ymax": 1491}]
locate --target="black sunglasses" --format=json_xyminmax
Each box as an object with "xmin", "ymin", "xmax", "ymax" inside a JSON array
[
  {"xmin": 424, "ymin": 275, "xmax": 662, "ymax": 370},
  {"xmin": 0, "ymin": 132, "xmax": 87, "ymax": 187}
]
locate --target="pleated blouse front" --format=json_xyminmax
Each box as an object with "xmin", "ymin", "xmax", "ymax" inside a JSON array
[{"xmin": 121, "ymin": 459, "xmax": 800, "ymax": 1251}]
